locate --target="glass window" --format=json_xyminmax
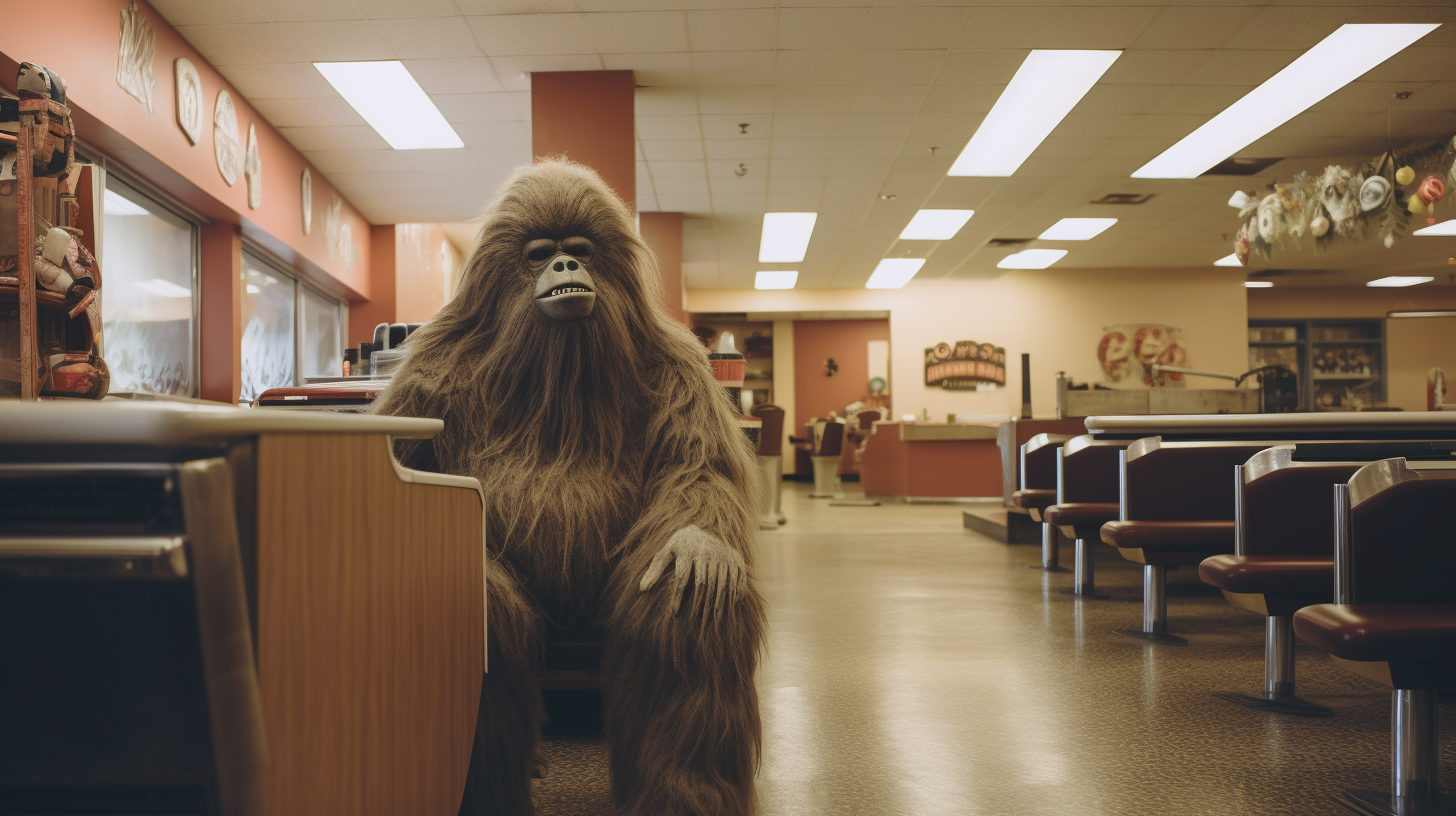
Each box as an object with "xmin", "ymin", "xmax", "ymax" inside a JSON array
[
  {"xmin": 240, "ymin": 254, "xmax": 295, "ymax": 403},
  {"xmin": 101, "ymin": 178, "xmax": 197, "ymax": 396},
  {"xmin": 299, "ymin": 283, "xmax": 343, "ymax": 380}
]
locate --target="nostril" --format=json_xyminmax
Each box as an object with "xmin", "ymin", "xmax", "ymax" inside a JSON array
[
  {"xmin": 567, "ymin": 260, "xmax": 578, "ymax": 271},
  {"xmin": 554, "ymin": 261, "xmax": 565, "ymax": 272}
]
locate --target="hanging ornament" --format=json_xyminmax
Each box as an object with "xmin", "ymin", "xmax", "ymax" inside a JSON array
[
  {"xmin": 1419, "ymin": 175, "xmax": 1446, "ymax": 226},
  {"xmin": 1310, "ymin": 213, "xmax": 1330, "ymax": 237},
  {"xmin": 1359, "ymin": 175, "xmax": 1392, "ymax": 212},
  {"xmin": 1408, "ymin": 197, "xmax": 1425, "ymax": 215},
  {"xmin": 1228, "ymin": 191, "xmax": 1251, "ymax": 209},
  {"xmin": 1396, "ymin": 165, "xmax": 1416, "ymax": 185},
  {"xmin": 1384, "ymin": 233, "xmax": 1395, "ymax": 248},
  {"xmin": 1256, "ymin": 194, "xmax": 1283, "ymax": 242},
  {"xmin": 1234, "ymin": 222, "xmax": 1251, "ymax": 266}
]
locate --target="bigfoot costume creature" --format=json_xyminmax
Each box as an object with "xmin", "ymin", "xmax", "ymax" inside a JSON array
[{"xmin": 373, "ymin": 161, "xmax": 764, "ymax": 816}]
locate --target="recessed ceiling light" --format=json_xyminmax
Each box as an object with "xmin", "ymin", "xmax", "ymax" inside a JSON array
[
  {"xmin": 133, "ymin": 278, "xmax": 192, "ymax": 298},
  {"xmin": 1367, "ymin": 275, "xmax": 1435, "ymax": 288},
  {"xmin": 759, "ymin": 212, "xmax": 818, "ymax": 263},
  {"xmin": 1214, "ymin": 254, "xmax": 1243, "ymax": 267},
  {"xmin": 900, "ymin": 209, "xmax": 975, "ymax": 241},
  {"xmin": 1413, "ymin": 219, "xmax": 1456, "ymax": 236},
  {"xmin": 103, "ymin": 188, "xmax": 150, "ymax": 216},
  {"xmin": 314, "ymin": 61, "xmax": 464, "ymax": 150},
  {"xmin": 1389, "ymin": 310, "xmax": 1456, "ymax": 318},
  {"xmin": 998, "ymin": 249, "xmax": 1068, "ymax": 269},
  {"xmin": 754, "ymin": 270, "xmax": 798, "ymax": 290},
  {"xmin": 865, "ymin": 258, "xmax": 925, "ymax": 289},
  {"xmin": 1243, "ymin": 281, "xmax": 1273, "ymax": 288},
  {"xmin": 1132, "ymin": 24, "xmax": 1439, "ymax": 178},
  {"xmin": 1038, "ymin": 217, "xmax": 1117, "ymax": 240},
  {"xmin": 948, "ymin": 50, "xmax": 1121, "ymax": 177}
]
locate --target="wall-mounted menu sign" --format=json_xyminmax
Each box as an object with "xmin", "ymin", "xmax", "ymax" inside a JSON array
[{"xmin": 924, "ymin": 341, "xmax": 1006, "ymax": 390}]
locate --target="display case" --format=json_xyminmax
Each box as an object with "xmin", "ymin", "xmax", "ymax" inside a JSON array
[{"xmin": 1248, "ymin": 319, "xmax": 1386, "ymax": 411}]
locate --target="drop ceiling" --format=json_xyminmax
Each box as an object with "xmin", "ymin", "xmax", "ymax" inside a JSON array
[{"xmin": 152, "ymin": 0, "xmax": 1456, "ymax": 289}]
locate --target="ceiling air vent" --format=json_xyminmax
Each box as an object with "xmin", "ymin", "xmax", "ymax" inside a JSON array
[
  {"xmin": 1090, "ymin": 193, "xmax": 1154, "ymax": 205},
  {"xmin": 987, "ymin": 238, "xmax": 1033, "ymax": 247},
  {"xmin": 1203, "ymin": 157, "xmax": 1283, "ymax": 176}
]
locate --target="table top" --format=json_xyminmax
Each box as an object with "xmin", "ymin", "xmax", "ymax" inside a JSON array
[
  {"xmin": 895, "ymin": 422, "xmax": 1001, "ymax": 441},
  {"xmin": 0, "ymin": 399, "xmax": 442, "ymax": 446},
  {"xmin": 1085, "ymin": 412, "xmax": 1456, "ymax": 438}
]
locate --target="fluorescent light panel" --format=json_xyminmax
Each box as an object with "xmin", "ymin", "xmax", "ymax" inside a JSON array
[
  {"xmin": 1038, "ymin": 217, "xmax": 1117, "ymax": 241},
  {"xmin": 1390, "ymin": 310, "xmax": 1456, "ymax": 318},
  {"xmin": 754, "ymin": 270, "xmax": 798, "ymax": 290},
  {"xmin": 1413, "ymin": 219, "xmax": 1456, "ymax": 236},
  {"xmin": 998, "ymin": 249, "xmax": 1067, "ymax": 269},
  {"xmin": 314, "ymin": 61, "xmax": 463, "ymax": 150},
  {"xmin": 865, "ymin": 258, "xmax": 925, "ymax": 289},
  {"xmin": 1244, "ymin": 281, "xmax": 1273, "ymax": 288},
  {"xmin": 758, "ymin": 212, "xmax": 817, "ymax": 263},
  {"xmin": 949, "ymin": 50, "xmax": 1121, "ymax": 177},
  {"xmin": 1214, "ymin": 254, "xmax": 1243, "ymax": 267},
  {"xmin": 1368, "ymin": 276, "xmax": 1434, "ymax": 287},
  {"xmin": 1133, "ymin": 24, "xmax": 1439, "ymax": 178},
  {"xmin": 900, "ymin": 209, "xmax": 975, "ymax": 240}
]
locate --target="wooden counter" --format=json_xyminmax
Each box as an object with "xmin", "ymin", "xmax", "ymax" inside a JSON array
[
  {"xmin": 1086, "ymin": 411, "xmax": 1456, "ymax": 439},
  {"xmin": 861, "ymin": 421, "xmax": 1004, "ymax": 499},
  {"xmin": 0, "ymin": 401, "xmax": 485, "ymax": 816}
]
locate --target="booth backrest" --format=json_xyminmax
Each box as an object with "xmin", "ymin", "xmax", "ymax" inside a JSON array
[
  {"xmin": 1123, "ymin": 438, "xmax": 1281, "ymax": 521},
  {"xmin": 814, "ymin": 420, "xmax": 846, "ymax": 457},
  {"xmin": 752, "ymin": 405, "xmax": 785, "ymax": 456},
  {"xmin": 1058, "ymin": 435, "xmax": 1130, "ymax": 504},
  {"xmin": 1242, "ymin": 460, "xmax": 1363, "ymax": 557},
  {"xmin": 1348, "ymin": 462, "xmax": 1456, "ymax": 605},
  {"xmin": 1021, "ymin": 433, "xmax": 1072, "ymax": 491},
  {"xmin": 857, "ymin": 411, "xmax": 881, "ymax": 430}
]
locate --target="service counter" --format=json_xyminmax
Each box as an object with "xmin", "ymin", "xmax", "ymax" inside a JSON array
[
  {"xmin": 0, "ymin": 400, "xmax": 485, "ymax": 816},
  {"xmin": 1086, "ymin": 411, "xmax": 1456, "ymax": 440},
  {"xmin": 860, "ymin": 420, "xmax": 1004, "ymax": 500}
]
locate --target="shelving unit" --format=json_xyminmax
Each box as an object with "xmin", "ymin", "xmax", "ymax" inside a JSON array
[{"xmin": 1248, "ymin": 319, "xmax": 1386, "ymax": 411}]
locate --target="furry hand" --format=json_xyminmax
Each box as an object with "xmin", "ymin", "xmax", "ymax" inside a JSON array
[{"xmin": 639, "ymin": 525, "xmax": 748, "ymax": 614}]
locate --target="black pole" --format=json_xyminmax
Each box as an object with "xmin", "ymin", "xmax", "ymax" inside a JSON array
[{"xmin": 1020, "ymin": 353, "xmax": 1032, "ymax": 419}]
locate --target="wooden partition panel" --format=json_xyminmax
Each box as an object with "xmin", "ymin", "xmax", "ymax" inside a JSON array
[{"xmin": 254, "ymin": 433, "xmax": 483, "ymax": 816}]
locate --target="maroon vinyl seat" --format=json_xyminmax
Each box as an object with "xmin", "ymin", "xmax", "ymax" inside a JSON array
[
  {"xmin": 1294, "ymin": 605, "xmax": 1456, "ymax": 669},
  {"xmin": 1100, "ymin": 520, "xmax": 1235, "ymax": 565},
  {"xmin": 1199, "ymin": 555, "xmax": 1333, "ymax": 600},
  {"xmin": 1010, "ymin": 488, "xmax": 1057, "ymax": 514},
  {"xmin": 1045, "ymin": 502, "xmax": 1120, "ymax": 540}
]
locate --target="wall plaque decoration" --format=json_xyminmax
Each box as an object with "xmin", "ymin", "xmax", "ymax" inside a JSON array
[
  {"xmin": 1097, "ymin": 323, "xmax": 1187, "ymax": 388},
  {"xmin": 924, "ymin": 341, "xmax": 1006, "ymax": 389},
  {"xmin": 174, "ymin": 58, "xmax": 202, "ymax": 144},
  {"xmin": 213, "ymin": 90, "xmax": 240, "ymax": 186},
  {"xmin": 325, "ymin": 194, "xmax": 359, "ymax": 270},
  {"xmin": 244, "ymin": 123, "xmax": 262, "ymax": 209},
  {"xmin": 116, "ymin": 0, "xmax": 156, "ymax": 114},
  {"xmin": 301, "ymin": 168, "xmax": 313, "ymax": 234}
]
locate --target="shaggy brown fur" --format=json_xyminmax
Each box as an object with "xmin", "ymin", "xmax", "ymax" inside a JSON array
[{"xmin": 373, "ymin": 160, "xmax": 765, "ymax": 816}]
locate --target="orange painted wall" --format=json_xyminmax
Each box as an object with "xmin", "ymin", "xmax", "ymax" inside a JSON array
[
  {"xmin": 793, "ymin": 319, "xmax": 890, "ymax": 433},
  {"xmin": 531, "ymin": 71, "xmax": 636, "ymax": 211},
  {"xmin": 0, "ymin": 0, "xmax": 372, "ymax": 300},
  {"xmin": 395, "ymin": 223, "xmax": 462, "ymax": 325},
  {"xmin": 349, "ymin": 227, "xmax": 398, "ymax": 349},
  {"xmin": 640, "ymin": 212, "xmax": 687, "ymax": 326}
]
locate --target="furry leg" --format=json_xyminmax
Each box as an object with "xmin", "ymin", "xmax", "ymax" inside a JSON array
[
  {"xmin": 459, "ymin": 563, "xmax": 544, "ymax": 816},
  {"xmin": 602, "ymin": 551, "xmax": 766, "ymax": 816}
]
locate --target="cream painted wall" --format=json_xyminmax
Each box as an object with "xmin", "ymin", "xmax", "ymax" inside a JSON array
[
  {"xmin": 690, "ymin": 268, "xmax": 1251, "ymax": 421},
  {"xmin": 771, "ymin": 320, "xmax": 798, "ymax": 474},
  {"xmin": 1248, "ymin": 285, "xmax": 1456, "ymax": 410}
]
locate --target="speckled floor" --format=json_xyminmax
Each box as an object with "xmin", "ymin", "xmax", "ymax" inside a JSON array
[{"xmin": 532, "ymin": 482, "xmax": 1455, "ymax": 816}]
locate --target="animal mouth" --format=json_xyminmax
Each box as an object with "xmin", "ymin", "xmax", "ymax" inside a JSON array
[{"xmin": 534, "ymin": 254, "xmax": 597, "ymax": 321}]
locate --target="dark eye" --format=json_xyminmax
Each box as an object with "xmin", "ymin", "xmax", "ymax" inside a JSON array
[
  {"xmin": 561, "ymin": 236, "xmax": 593, "ymax": 260},
  {"xmin": 525, "ymin": 239, "xmax": 556, "ymax": 263}
]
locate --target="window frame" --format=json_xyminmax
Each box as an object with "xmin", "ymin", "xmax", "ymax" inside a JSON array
[{"xmin": 241, "ymin": 242, "xmax": 349, "ymax": 388}]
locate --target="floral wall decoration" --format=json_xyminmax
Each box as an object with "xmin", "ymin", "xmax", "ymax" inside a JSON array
[
  {"xmin": 1230, "ymin": 136, "xmax": 1456, "ymax": 264},
  {"xmin": 1097, "ymin": 324, "xmax": 1188, "ymax": 388}
]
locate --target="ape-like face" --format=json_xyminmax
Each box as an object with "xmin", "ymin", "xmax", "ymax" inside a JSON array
[{"xmin": 526, "ymin": 235, "xmax": 596, "ymax": 321}]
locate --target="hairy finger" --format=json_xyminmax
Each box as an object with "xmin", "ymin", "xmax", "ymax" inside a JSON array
[
  {"xmin": 639, "ymin": 546, "xmax": 671, "ymax": 592},
  {"xmin": 713, "ymin": 558, "xmax": 728, "ymax": 621},
  {"xmin": 671, "ymin": 551, "xmax": 692, "ymax": 611}
]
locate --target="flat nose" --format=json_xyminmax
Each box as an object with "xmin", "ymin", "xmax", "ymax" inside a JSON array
[{"xmin": 551, "ymin": 255, "xmax": 583, "ymax": 273}]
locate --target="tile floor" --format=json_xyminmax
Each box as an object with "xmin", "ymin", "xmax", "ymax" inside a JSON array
[{"xmin": 532, "ymin": 482, "xmax": 1455, "ymax": 816}]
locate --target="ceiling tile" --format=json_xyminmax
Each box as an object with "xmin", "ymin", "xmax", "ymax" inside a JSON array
[
  {"xmin": 405, "ymin": 58, "xmax": 507, "ymax": 94},
  {"xmin": 150, "ymin": 0, "xmax": 268, "ymax": 26},
  {"xmin": 863, "ymin": 7, "xmax": 968, "ymax": 50},
  {"xmin": 641, "ymin": 140, "xmax": 706, "ymax": 161},
  {"xmin": 454, "ymin": 120, "xmax": 532, "ymax": 147},
  {"xmin": 653, "ymin": 177, "xmax": 711, "ymax": 196},
  {"xmin": 769, "ymin": 157, "xmax": 831, "ymax": 178},
  {"xmin": 711, "ymin": 193, "xmax": 769, "ymax": 214},
  {"xmin": 175, "ymin": 24, "xmax": 308, "ymax": 65},
  {"xmin": 856, "ymin": 50, "xmax": 944, "ymax": 85},
  {"xmin": 836, "ymin": 138, "xmax": 903, "ymax": 159},
  {"xmin": 304, "ymin": 149, "xmax": 417, "ymax": 174},
  {"xmin": 467, "ymin": 12, "xmax": 689, "ymax": 56},
  {"xmin": 1101, "ymin": 50, "xmax": 1210, "ymax": 86},
  {"xmin": 1074, "ymin": 84, "xmax": 1170, "ymax": 116},
  {"xmin": 776, "ymin": 8, "xmax": 874, "ymax": 51},
  {"xmin": 773, "ymin": 50, "xmax": 863, "ymax": 85},
  {"xmin": 373, "ymin": 16, "xmax": 482, "ymax": 59},
  {"xmin": 774, "ymin": 86, "xmax": 854, "ymax": 115},
  {"xmin": 1144, "ymin": 85, "xmax": 1248, "ymax": 116},
  {"xmin": 701, "ymin": 114, "xmax": 768, "ymax": 139},
  {"xmin": 957, "ymin": 7, "xmax": 1161, "ymax": 50},
  {"xmin": 603, "ymin": 53, "xmax": 696, "ymax": 86},
  {"xmin": 1131, "ymin": 6, "xmax": 1262, "ymax": 50},
  {"xmin": 252, "ymin": 0, "xmax": 363, "ymax": 22},
  {"xmin": 935, "ymin": 49, "xmax": 1028, "ymax": 85},
  {"xmin": 697, "ymin": 86, "xmax": 774, "ymax": 114},
  {"xmin": 693, "ymin": 51, "xmax": 776, "ymax": 86},
  {"xmin": 648, "ymin": 160, "xmax": 709, "ymax": 179},
  {"xmin": 687, "ymin": 8, "xmax": 777, "ymax": 51},
  {"xmin": 918, "ymin": 85, "xmax": 999, "ymax": 114},
  {"xmin": 1179, "ymin": 50, "xmax": 1300, "ymax": 86},
  {"xmin": 432, "ymin": 93, "xmax": 522, "ymax": 123},
  {"xmin": 655, "ymin": 194, "xmax": 713, "ymax": 213},
  {"xmin": 705, "ymin": 138, "xmax": 771, "ymax": 160},
  {"xmin": 219, "ymin": 63, "xmax": 338, "ymax": 99},
  {"xmin": 488, "ymin": 55, "xmax": 606, "ymax": 91},
  {"xmin": 843, "ymin": 112, "xmax": 914, "ymax": 139},
  {"xmin": 708, "ymin": 174, "xmax": 769, "ymax": 195},
  {"xmin": 277, "ymin": 125, "xmax": 390, "ymax": 151},
  {"xmin": 251, "ymin": 96, "xmax": 365, "ymax": 128},
  {"xmin": 851, "ymin": 85, "xmax": 926, "ymax": 114},
  {"xmin": 352, "ymin": 0, "xmax": 461, "ymax": 18},
  {"xmin": 330, "ymin": 171, "xmax": 433, "ymax": 193},
  {"xmin": 636, "ymin": 87, "xmax": 700, "ymax": 115},
  {"xmin": 636, "ymin": 115, "xmax": 704, "ymax": 140}
]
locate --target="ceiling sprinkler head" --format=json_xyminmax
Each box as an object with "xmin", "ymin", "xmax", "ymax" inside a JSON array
[
  {"xmin": 879, "ymin": 193, "xmax": 897, "ymax": 200},
  {"xmin": 738, "ymin": 123, "xmax": 749, "ymax": 134}
]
